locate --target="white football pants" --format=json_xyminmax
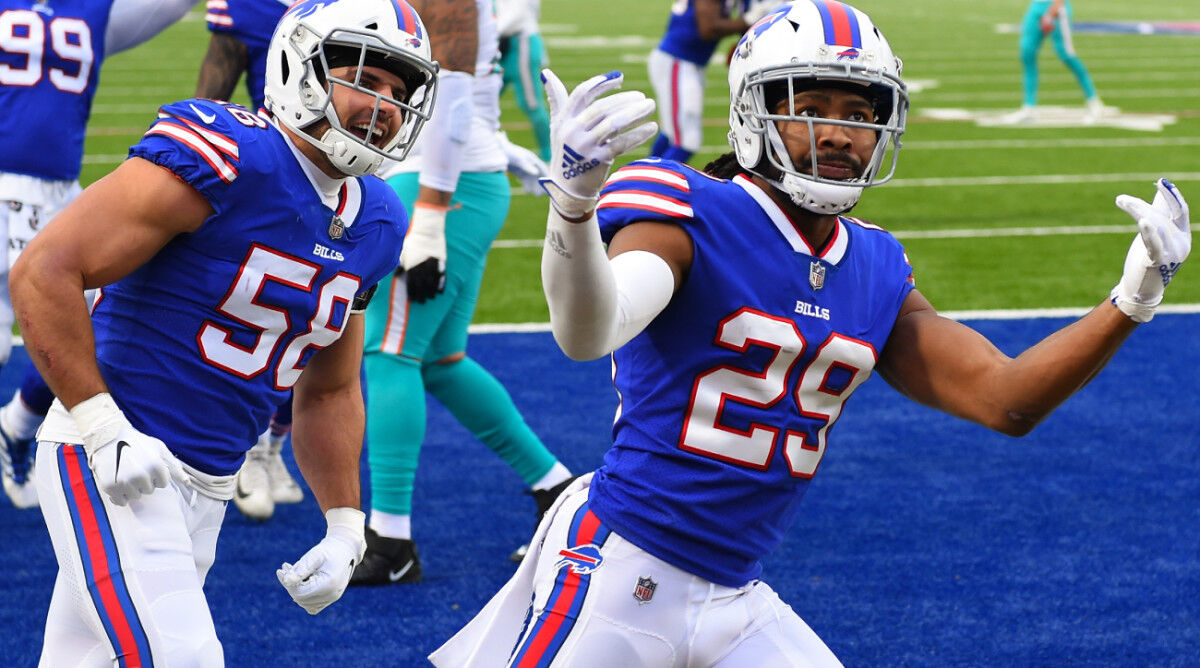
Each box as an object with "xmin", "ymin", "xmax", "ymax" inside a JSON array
[
  {"xmin": 647, "ymin": 48, "xmax": 707, "ymax": 154},
  {"xmin": 433, "ymin": 474, "xmax": 842, "ymax": 667},
  {"xmin": 35, "ymin": 441, "xmax": 226, "ymax": 667}
]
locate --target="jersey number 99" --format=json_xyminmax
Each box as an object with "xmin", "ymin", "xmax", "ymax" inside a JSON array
[{"xmin": 0, "ymin": 10, "xmax": 93, "ymax": 93}]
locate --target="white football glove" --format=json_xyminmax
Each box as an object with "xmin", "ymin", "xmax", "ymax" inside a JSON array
[
  {"xmin": 498, "ymin": 131, "xmax": 549, "ymax": 196},
  {"xmin": 540, "ymin": 69, "xmax": 657, "ymax": 218},
  {"xmin": 277, "ymin": 507, "xmax": 366, "ymax": 615},
  {"xmin": 1110, "ymin": 178, "xmax": 1191, "ymax": 323},
  {"xmin": 743, "ymin": 0, "xmax": 784, "ymax": 26},
  {"xmin": 70, "ymin": 393, "xmax": 187, "ymax": 507},
  {"xmin": 399, "ymin": 202, "xmax": 448, "ymax": 303}
]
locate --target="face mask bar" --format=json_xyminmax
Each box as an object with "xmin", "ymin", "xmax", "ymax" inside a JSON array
[
  {"xmin": 299, "ymin": 25, "xmax": 439, "ymax": 162},
  {"xmin": 738, "ymin": 62, "xmax": 907, "ymax": 188}
]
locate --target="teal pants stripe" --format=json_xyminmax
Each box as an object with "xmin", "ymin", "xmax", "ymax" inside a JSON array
[
  {"xmin": 1021, "ymin": 0, "xmax": 1096, "ymax": 106},
  {"xmin": 362, "ymin": 171, "xmax": 558, "ymax": 516}
]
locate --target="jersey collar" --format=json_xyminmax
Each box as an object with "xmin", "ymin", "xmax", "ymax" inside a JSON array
[
  {"xmin": 270, "ymin": 115, "xmax": 363, "ymax": 228},
  {"xmin": 733, "ymin": 175, "xmax": 849, "ymax": 265}
]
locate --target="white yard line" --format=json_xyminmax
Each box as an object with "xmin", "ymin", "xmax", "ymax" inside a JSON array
[{"xmin": 465, "ymin": 303, "xmax": 1200, "ymax": 334}]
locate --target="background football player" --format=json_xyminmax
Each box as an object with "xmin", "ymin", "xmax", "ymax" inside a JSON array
[
  {"xmin": 11, "ymin": 0, "xmax": 437, "ymax": 662},
  {"xmin": 646, "ymin": 0, "xmax": 781, "ymax": 164},
  {"xmin": 0, "ymin": 0, "xmax": 202, "ymax": 509},
  {"xmin": 433, "ymin": 1, "xmax": 1190, "ymax": 664},
  {"xmin": 351, "ymin": 0, "xmax": 573, "ymax": 587}
]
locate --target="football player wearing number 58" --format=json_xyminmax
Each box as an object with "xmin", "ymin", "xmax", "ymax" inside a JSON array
[
  {"xmin": 433, "ymin": 1, "xmax": 1190, "ymax": 665},
  {"xmin": 11, "ymin": 0, "xmax": 438, "ymax": 663}
]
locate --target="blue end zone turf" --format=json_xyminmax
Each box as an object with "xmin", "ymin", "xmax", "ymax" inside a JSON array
[{"xmin": 2, "ymin": 313, "xmax": 1197, "ymax": 665}]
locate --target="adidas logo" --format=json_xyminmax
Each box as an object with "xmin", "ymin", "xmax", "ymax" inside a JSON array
[
  {"xmin": 546, "ymin": 230, "xmax": 571, "ymax": 259},
  {"xmin": 561, "ymin": 144, "xmax": 600, "ymax": 180}
]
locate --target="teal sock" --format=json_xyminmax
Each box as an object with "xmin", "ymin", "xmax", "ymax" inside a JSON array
[
  {"xmin": 423, "ymin": 356, "xmax": 557, "ymax": 486},
  {"xmin": 364, "ymin": 353, "xmax": 426, "ymax": 516}
]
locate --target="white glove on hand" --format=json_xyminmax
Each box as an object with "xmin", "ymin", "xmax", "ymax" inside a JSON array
[
  {"xmin": 71, "ymin": 393, "xmax": 185, "ymax": 506},
  {"xmin": 743, "ymin": 0, "xmax": 784, "ymax": 26},
  {"xmin": 277, "ymin": 507, "xmax": 366, "ymax": 615},
  {"xmin": 498, "ymin": 131, "xmax": 549, "ymax": 196},
  {"xmin": 399, "ymin": 202, "xmax": 449, "ymax": 303},
  {"xmin": 540, "ymin": 69, "xmax": 657, "ymax": 218},
  {"xmin": 1111, "ymin": 178, "xmax": 1191, "ymax": 323}
]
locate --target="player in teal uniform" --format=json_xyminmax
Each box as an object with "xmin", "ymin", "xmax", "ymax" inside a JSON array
[{"xmin": 12, "ymin": 0, "xmax": 438, "ymax": 662}]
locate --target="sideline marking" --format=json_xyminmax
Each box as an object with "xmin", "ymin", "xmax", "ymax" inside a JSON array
[{"xmin": 467, "ymin": 304, "xmax": 1200, "ymax": 334}]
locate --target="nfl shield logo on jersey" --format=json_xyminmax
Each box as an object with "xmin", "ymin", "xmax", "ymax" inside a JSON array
[
  {"xmin": 809, "ymin": 260, "xmax": 826, "ymax": 290},
  {"xmin": 328, "ymin": 215, "xmax": 345, "ymax": 240},
  {"xmin": 633, "ymin": 576, "xmax": 657, "ymax": 604}
]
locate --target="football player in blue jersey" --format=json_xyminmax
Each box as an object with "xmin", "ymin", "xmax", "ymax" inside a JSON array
[
  {"xmin": 0, "ymin": 0, "xmax": 203, "ymax": 509},
  {"xmin": 10, "ymin": 0, "xmax": 438, "ymax": 663},
  {"xmin": 432, "ymin": 1, "xmax": 1192, "ymax": 665},
  {"xmin": 196, "ymin": 0, "xmax": 291, "ymax": 112},
  {"xmin": 647, "ymin": 0, "xmax": 780, "ymax": 164}
]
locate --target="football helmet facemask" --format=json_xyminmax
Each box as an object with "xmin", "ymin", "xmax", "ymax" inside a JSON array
[
  {"xmin": 265, "ymin": 0, "xmax": 439, "ymax": 177},
  {"xmin": 728, "ymin": 0, "xmax": 907, "ymax": 214}
]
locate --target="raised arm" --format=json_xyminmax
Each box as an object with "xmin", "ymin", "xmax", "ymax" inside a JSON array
[
  {"xmin": 195, "ymin": 32, "xmax": 248, "ymax": 102},
  {"xmin": 879, "ymin": 179, "xmax": 1191, "ymax": 436},
  {"xmin": 105, "ymin": 0, "xmax": 201, "ymax": 56},
  {"xmin": 877, "ymin": 292, "xmax": 1135, "ymax": 436},
  {"xmin": 535, "ymin": 70, "xmax": 661, "ymax": 359}
]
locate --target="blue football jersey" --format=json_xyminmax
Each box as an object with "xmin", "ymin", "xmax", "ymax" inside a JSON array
[
  {"xmin": 658, "ymin": 0, "xmax": 747, "ymax": 65},
  {"xmin": 591, "ymin": 159, "xmax": 915, "ymax": 587},
  {"xmin": 204, "ymin": 0, "xmax": 290, "ymax": 110},
  {"xmin": 0, "ymin": 0, "xmax": 113, "ymax": 181},
  {"xmin": 92, "ymin": 99, "xmax": 407, "ymax": 476}
]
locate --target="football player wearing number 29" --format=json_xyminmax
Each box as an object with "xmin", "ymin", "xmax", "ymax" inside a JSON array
[
  {"xmin": 10, "ymin": 0, "xmax": 438, "ymax": 664},
  {"xmin": 433, "ymin": 1, "xmax": 1191, "ymax": 665},
  {"xmin": 0, "ymin": 0, "xmax": 204, "ymax": 510}
]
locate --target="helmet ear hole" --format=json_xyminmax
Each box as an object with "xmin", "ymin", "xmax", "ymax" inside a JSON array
[{"xmin": 280, "ymin": 58, "xmax": 290, "ymax": 86}]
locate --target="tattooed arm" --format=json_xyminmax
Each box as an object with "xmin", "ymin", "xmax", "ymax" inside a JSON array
[{"xmin": 195, "ymin": 32, "xmax": 248, "ymax": 102}]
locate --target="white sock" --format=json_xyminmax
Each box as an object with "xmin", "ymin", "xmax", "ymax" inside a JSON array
[
  {"xmin": 369, "ymin": 510, "xmax": 412, "ymax": 540},
  {"xmin": 531, "ymin": 462, "xmax": 572, "ymax": 492},
  {"xmin": 1, "ymin": 390, "xmax": 44, "ymax": 440}
]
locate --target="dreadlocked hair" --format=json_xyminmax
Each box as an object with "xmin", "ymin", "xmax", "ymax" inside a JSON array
[{"xmin": 703, "ymin": 152, "xmax": 751, "ymax": 180}]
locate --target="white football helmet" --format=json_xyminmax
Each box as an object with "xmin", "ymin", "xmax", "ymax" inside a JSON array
[
  {"xmin": 264, "ymin": 0, "xmax": 439, "ymax": 177},
  {"xmin": 727, "ymin": 1, "xmax": 907, "ymax": 214}
]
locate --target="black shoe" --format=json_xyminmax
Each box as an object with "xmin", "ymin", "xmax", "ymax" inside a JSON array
[
  {"xmin": 509, "ymin": 476, "xmax": 578, "ymax": 562},
  {"xmin": 349, "ymin": 528, "xmax": 422, "ymax": 585}
]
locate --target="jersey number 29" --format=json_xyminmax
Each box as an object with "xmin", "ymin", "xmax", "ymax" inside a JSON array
[{"xmin": 680, "ymin": 307, "xmax": 876, "ymax": 478}]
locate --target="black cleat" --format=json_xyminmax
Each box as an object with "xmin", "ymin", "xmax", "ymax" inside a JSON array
[
  {"xmin": 349, "ymin": 528, "xmax": 422, "ymax": 586},
  {"xmin": 509, "ymin": 476, "xmax": 578, "ymax": 562}
]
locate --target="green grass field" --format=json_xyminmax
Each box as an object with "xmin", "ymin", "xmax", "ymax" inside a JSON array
[{"xmin": 87, "ymin": 0, "xmax": 1200, "ymax": 322}]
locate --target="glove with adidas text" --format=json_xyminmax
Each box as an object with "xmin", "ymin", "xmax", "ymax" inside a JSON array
[
  {"xmin": 539, "ymin": 69, "xmax": 657, "ymax": 218},
  {"xmin": 277, "ymin": 507, "xmax": 367, "ymax": 615},
  {"xmin": 399, "ymin": 202, "xmax": 449, "ymax": 303},
  {"xmin": 71, "ymin": 393, "xmax": 186, "ymax": 506},
  {"xmin": 1110, "ymin": 178, "xmax": 1191, "ymax": 323}
]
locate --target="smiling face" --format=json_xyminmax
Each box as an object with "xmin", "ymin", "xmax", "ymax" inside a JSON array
[
  {"xmin": 325, "ymin": 64, "xmax": 409, "ymax": 150},
  {"xmin": 771, "ymin": 87, "xmax": 879, "ymax": 182}
]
